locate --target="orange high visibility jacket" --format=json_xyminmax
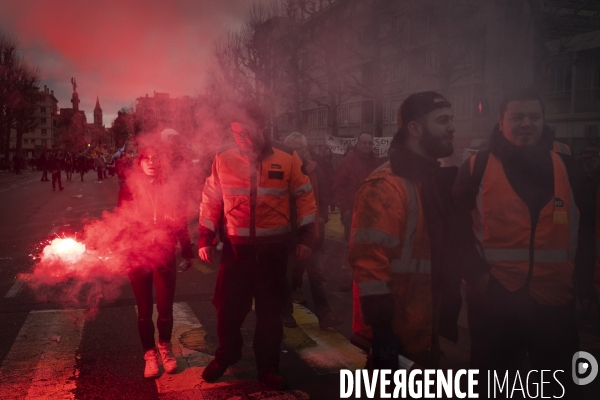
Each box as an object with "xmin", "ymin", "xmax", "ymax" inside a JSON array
[
  {"xmin": 349, "ymin": 163, "xmax": 435, "ymax": 357},
  {"xmin": 471, "ymin": 152, "xmax": 579, "ymax": 305},
  {"xmin": 199, "ymin": 143, "xmax": 317, "ymax": 246},
  {"xmin": 553, "ymin": 141, "xmax": 572, "ymax": 156}
]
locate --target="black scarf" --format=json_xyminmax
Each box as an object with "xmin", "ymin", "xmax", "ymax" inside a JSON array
[
  {"xmin": 488, "ymin": 124, "xmax": 555, "ymax": 218},
  {"xmin": 388, "ymin": 146, "xmax": 457, "ymax": 292}
]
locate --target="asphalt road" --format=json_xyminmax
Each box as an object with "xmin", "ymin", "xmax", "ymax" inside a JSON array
[{"xmin": 0, "ymin": 168, "xmax": 599, "ymax": 399}]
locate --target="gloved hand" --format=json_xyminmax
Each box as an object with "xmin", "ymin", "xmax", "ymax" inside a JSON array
[{"xmin": 371, "ymin": 325, "xmax": 399, "ymax": 370}]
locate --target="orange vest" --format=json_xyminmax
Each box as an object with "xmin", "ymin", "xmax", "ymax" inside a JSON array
[
  {"xmin": 350, "ymin": 163, "xmax": 435, "ymax": 357},
  {"xmin": 200, "ymin": 145, "xmax": 316, "ymax": 244},
  {"xmin": 471, "ymin": 152, "xmax": 579, "ymax": 305}
]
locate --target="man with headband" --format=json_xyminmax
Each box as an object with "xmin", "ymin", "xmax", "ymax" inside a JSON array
[{"xmin": 349, "ymin": 91, "xmax": 462, "ymax": 370}]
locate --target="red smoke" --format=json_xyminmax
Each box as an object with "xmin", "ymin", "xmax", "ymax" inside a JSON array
[
  {"xmin": 22, "ymin": 131, "xmax": 205, "ymax": 318},
  {"xmin": 0, "ymin": 0, "xmax": 258, "ymax": 122}
]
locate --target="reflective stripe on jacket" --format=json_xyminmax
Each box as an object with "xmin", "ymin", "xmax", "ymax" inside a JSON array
[
  {"xmin": 471, "ymin": 152, "xmax": 579, "ymax": 305},
  {"xmin": 200, "ymin": 145, "xmax": 316, "ymax": 245},
  {"xmin": 552, "ymin": 141, "xmax": 572, "ymax": 156},
  {"xmin": 349, "ymin": 164, "xmax": 434, "ymax": 357}
]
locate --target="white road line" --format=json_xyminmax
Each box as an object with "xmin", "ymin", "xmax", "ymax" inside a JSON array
[
  {"xmin": 284, "ymin": 304, "xmax": 366, "ymax": 375},
  {"xmin": 66, "ymin": 207, "xmax": 72, "ymax": 212},
  {"xmin": 47, "ymin": 226, "xmax": 58, "ymax": 237},
  {"xmin": 0, "ymin": 308, "xmax": 86, "ymax": 400},
  {"xmin": 135, "ymin": 302, "xmax": 238, "ymax": 396},
  {"xmin": 4, "ymin": 279, "xmax": 24, "ymax": 298}
]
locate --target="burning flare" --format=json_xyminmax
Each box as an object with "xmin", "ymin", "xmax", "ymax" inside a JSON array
[{"xmin": 42, "ymin": 238, "xmax": 86, "ymax": 264}]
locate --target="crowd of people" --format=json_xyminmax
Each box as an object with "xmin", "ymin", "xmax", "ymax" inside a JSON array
[{"xmin": 9, "ymin": 88, "xmax": 598, "ymax": 395}]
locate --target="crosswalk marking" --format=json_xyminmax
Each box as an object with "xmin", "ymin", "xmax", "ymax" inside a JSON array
[
  {"xmin": 0, "ymin": 302, "xmax": 357, "ymax": 398},
  {"xmin": 151, "ymin": 302, "xmax": 217, "ymax": 394},
  {"xmin": 285, "ymin": 304, "xmax": 366, "ymax": 374},
  {"xmin": 193, "ymin": 260, "xmax": 213, "ymax": 274},
  {"xmin": 4, "ymin": 279, "xmax": 24, "ymax": 298},
  {"xmin": 0, "ymin": 309, "xmax": 85, "ymax": 400}
]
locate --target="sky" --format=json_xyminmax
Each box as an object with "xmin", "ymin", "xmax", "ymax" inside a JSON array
[{"xmin": 0, "ymin": 0, "xmax": 262, "ymax": 126}]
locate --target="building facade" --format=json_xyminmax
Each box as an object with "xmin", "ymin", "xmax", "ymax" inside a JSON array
[
  {"xmin": 9, "ymin": 85, "xmax": 59, "ymax": 159},
  {"xmin": 259, "ymin": 0, "xmax": 600, "ymax": 162}
]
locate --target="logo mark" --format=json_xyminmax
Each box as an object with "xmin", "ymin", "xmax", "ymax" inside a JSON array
[
  {"xmin": 572, "ymin": 351, "xmax": 598, "ymax": 385},
  {"xmin": 554, "ymin": 198, "xmax": 565, "ymax": 207},
  {"xmin": 271, "ymin": 164, "xmax": 282, "ymax": 169}
]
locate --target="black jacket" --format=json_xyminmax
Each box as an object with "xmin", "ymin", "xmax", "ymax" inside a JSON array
[
  {"xmin": 385, "ymin": 145, "xmax": 462, "ymax": 343},
  {"xmin": 453, "ymin": 124, "xmax": 596, "ymax": 301}
]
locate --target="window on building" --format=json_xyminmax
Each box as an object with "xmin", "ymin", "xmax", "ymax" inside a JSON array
[
  {"xmin": 349, "ymin": 104, "xmax": 361, "ymax": 124},
  {"xmin": 545, "ymin": 61, "xmax": 572, "ymax": 94},
  {"xmin": 278, "ymin": 114, "xmax": 288, "ymax": 131},
  {"xmin": 383, "ymin": 106, "xmax": 390, "ymax": 122},
  {"xmin": 452, "ymin": 42, "xmax": 473, "ymax": 67},
  {"xmin": 40, "ymin": 107, "xmax": 46, "ymax": 113},
  {"xmin": 449, "ymin": 92, "xmax": 471, "ymax": 117},
  {"xmin": 31, "ymin": 139, "xmax": 36, "ymax": 144},
  {"xmin": 426, "ymin": 51, "xmax": 440, "ymax": 72},
  {"xmin": 362, "ymin": 101, "xmax": 374, "ymax": 124},
  {"xmin": 318, "ymin": 108, "xmax": 328, "ymax": 127},
  {"xmin": 42, "ymin": 139, "xmax": 47, "ymax": 146},
  {"xmin": 317, "ymin": 78, "xmax": 328, "ymax": 97},
  {"xmin": 41, "ymin": 118, "xmax": 46, "ymax": 124},
  {"xmin": 338, "ymin": 105, "xmax": 350, "ymax": 126},
  {"xmin": 392, "ymin": 62, "xmax": 408, "ymax": 81},
  {"xmin": 24, "ymin": 139, "xmax": 28, "ymax": 144},
  {"xmin": 362, "ymin": 62, "xmax": 373, "ymax": 87},
  {"xmin": 41, "ymin": 129, "xmax": 47, "ymax": 135},
  {"xmin": 308, "ymin": 110, "xmax": 318, "ymax": 129},
  {"xmin": 392, "ymin": 15, "xmax": 406, "ymax": 36},
  {"xmin": 391, "ymin": 101, "xmax": 402, "ymax": 123}
]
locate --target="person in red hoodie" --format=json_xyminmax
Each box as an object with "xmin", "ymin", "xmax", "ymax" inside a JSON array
[{"xmin": 332, "ymin": 133, "xmax": 380, "ymax": 290}]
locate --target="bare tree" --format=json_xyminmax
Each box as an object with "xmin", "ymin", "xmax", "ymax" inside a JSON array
[{"xmin": 11, "ymin": 62, "xmax": 40, "ymax": 158}]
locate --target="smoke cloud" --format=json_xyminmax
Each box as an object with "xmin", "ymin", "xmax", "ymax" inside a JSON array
[{"xmin": 0, "ymin": 0, "xmax": 268, "ymax": 123}]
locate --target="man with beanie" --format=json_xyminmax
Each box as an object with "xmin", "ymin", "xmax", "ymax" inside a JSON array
[
  {"xmin": 349, "ymin": 91, "xmax": 462, "ymax": 371},
  {"xmin": 453, "ymin": 88, "xmax": 595, "ymax": 397}
]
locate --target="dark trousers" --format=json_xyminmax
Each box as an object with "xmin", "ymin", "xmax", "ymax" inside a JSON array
[
  {"xmin": 467, "ymin": 277, "xmax": 581, "ymax": 398},
  {"xmin": 97, "ymin": 167, "xmax": 103, "ymax": 181},
  {"xmin": 41, "ymin": 169, "xmax": 48, "ymax": 181},
  {"xmin": 284, "ymin": 250, "xmax": 331, "ymax": 318},
  {"xmin": 51, "ymin": 171, "xmax": 62, "ymax": 189},
  {"xmin": 213, "ymin": 242, "xmax": 288, "ymax": 372},
  {"xmin": 128, "ymin": 259, "xmax": 177, "ymax": 350}
]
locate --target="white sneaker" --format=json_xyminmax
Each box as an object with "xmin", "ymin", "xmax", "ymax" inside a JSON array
[
  {"xmin": 144, "ymin": 348, "xmax": 160, "ymax": 378},
  {"xmin": 158, "ymin": 341, "xmax": 178, "ymax": 373}
]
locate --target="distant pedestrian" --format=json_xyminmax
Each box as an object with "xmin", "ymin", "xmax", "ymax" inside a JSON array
[
  {"xmin": 94, "ymin": 154, "xmax": 105, "ymax": 182},
  {"xmin": 319, "ymin": 147, "xmax": 335, "ymax": 212},
  {"xmin": 77, "ymin": 155, "xmax": 87, "ymax": 181},
  {"xmin": 332, "ymin": 132, "xmax": 379, "ymax": 291},
  {"xmin": 40, "ymin": 153, "xmax": 49, "ymax": 181},
  {"xmin": 49, "ymin": 153, "xmax": 64, "ymax": 191},
  {"xmin": 282, "ymin": 132, "xmax": 343, "ymax": 330},
  {"xmin": 63, "ymin": 154, "xmax": 74, "ymax": 182}
]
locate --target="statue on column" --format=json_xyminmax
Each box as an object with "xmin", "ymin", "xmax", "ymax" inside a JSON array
[{"xmin": 71, "ymin": 77, "xmax": 77, "ymax": 93}]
